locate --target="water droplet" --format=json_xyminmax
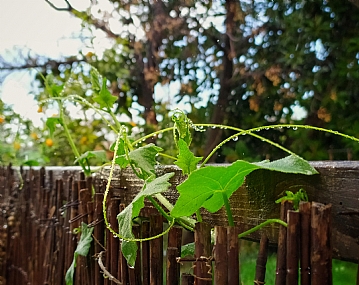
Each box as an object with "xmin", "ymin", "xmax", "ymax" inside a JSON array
[
  {"xmin": 211, "ymin": 126, "xmax": 216, "ymax": 129},
  {"xmin": 232, "ymin": 136, "xmax": 238, "ymax": 141},
  {"xmin": 241, "ymin": 133, "xmax": 246, "ymax": 135},
  {"xmin": 265, "ymin": 127, "xmax": 269, "ymax": 130},
  {"xmin": 293, "ymin": 127, "xmax": 298, "ymax": 130}
]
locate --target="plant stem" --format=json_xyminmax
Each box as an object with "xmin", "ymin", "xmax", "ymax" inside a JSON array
[
  {"xmin": 222, "ymin": 192, "xmax": 234, "ymax": 227},
  {"xmin": 154, "ymin": 193, "xmax": 196, "ymax": 229},
  {"xmin": 237, "ymin": 219, "xmax": 287, "ymax": 239},
  {"xmin": 58, "ymin": 100, "xmax": 91, "ymax": 176},
  {"xmin": 147, "ymin": 196, "xmax": 173, "ymax": 221},
  {"xmin": 196, "ymin": 209, "xmax": 203, "ymax": 223}
]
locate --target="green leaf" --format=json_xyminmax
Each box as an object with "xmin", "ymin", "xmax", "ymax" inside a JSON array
[
  {"xmin": 45, "ymin": 74, "xmax": 64, "ymax": 97},
  {"xmin": 93, "ymin": 79, "xmax": 118, "ymax": 109},
  {"xmin": 110, "ymin": 139, "xmax": 129, "ymax": 168},
  {"xmin": 171, "ymin": 155, "xmax": 318, "ymax": 218},
  {"xmin": 90, "ymin": 68, "xmax": 102, "ymax": 92},
  {"xmin": 65, "ymin": 222, "xmax": 94, "ymax": 285},
  {"xmin": 23, "ymin": 160, "xmax": 40, "ymax": 166},
  {"xmin": 128, "ymin": 144, "xmax": 163, "ymax": 180},
  {"xmin": 172, "ymin": 109, "xmax": 192, "ymax": 146},
  {"xmin": 181, "ymin": 242, "xmax": 195, "ymax": 258},
  {"xmin": 171, "ymin": 161, "xmax": 259, "ymax": 217},
  {"xmin": 117, "ymin": 173, "xmax": 174, "ymax": 266},
  {"xmin": 46, "ymin": 117, "xmax": 62, "ymax": 137},
  {"xmin": 121, "ymin": 241, "xmax": 138, "ymax": 268},
  {"xmin": 254, "ymin": 155, "xmax": 318, "ymax": 175},
  {"xmin": 74, "ymin": 150, "xmax": 108, "ymax": 164},
  {"xmin": 174, "ymin": 139, "xmax": 202, "ymax": 175}
]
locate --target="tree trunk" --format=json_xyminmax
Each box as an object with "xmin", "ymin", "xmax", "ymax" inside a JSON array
[{"xmin": 204, "ymin": 0, "xmax": 235, "ymax": 159}]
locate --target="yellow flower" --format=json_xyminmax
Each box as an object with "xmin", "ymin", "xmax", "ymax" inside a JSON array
[
  {"xmin": 0, "ymin": 115, "xmax": 4, "ymax": 124},
  {"xmin": 80, "ymin": 136, "xmax": 88, "ymax": 145},
  {"xmin": 85, "ymin": 51, "xmax": 94, "ymax": 58},
  {"xmin": 13, "ymin": 142, "xmax": 21, "ymax": 150},
  {"xmin": 45, "ymin": 138, "xmax": 54, "ymax": 147},
  {"xmin": 30, "ymin": 133, "xmax": 39, "ymax": 140},
  {"xmin": 129, "ymin": 121, "xmax": 137, "ymax": 127},
  {"xmin": 37, "ymin": 106, "xmax": 43, "ymax": 113}
]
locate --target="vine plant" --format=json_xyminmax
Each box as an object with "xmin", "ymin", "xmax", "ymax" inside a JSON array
[{"xmin": 41, "ymin": 66, "xmax": 359, "ymax": 280}]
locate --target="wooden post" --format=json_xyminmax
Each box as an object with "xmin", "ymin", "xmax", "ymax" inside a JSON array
[
  {"xmin": 214, "ymin": 226, "xmax": 228, "ymax": 285},
  {"xmin": 167, "ymin": 247, "xmax": 179, "ymax": 285},
  {"xmin": 167, "ymin": 226, "xmax": 182, "ymax": 283},
  {"xmin": 141, "ymin": 221, "xmax": 150, "ymax": 285},
  {"xmin": 255, "ymin": 234, "xmax": 269, "ymax": 284},
  {"xmin": 311, "ymin": 202, "xmax": 332, "ymax": 285},
  {"xmin": 149, "ymin": 214, "xmax": 163, "ymax": 285},
  {"xmin": 94, "ymin": 193, "xmax": 105, "ymax": 285},
  {"xmin": 227, "ymin": 226, "xmax": 240, "ymax": 285},
  {"xmin": 286, "ymin": 210, "xmax": 300, "ymax": 285},
  {"xmin": 275, "ymin": 201, "xmax": 293, "ymax": 285},
  {"xmin": 299, "ymin": 202, "xmax": 312, "ymax": 285},
  {"xmin": 181, "ymin": 273, "xmax": 195, "ymax": 285},
  {"xmin": 194, "ymin": 222, "xmax": 212, "ymax": 285}
]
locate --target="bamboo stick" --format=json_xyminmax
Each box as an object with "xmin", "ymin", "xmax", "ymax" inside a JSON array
[
  {"xmin": 286, "ymin": 210, "xmax": 300, "ymax": 285},
  {"xmin": 299, "ymin": 202, "xmax": 311, "ymax": 285},
  {"xmin": 214, "ymin": 226, "xmax": 228, "ymax": 285},
  {"xmin": 311, "ymin": 202, "xmax": 332, "ymax": 285},
  {"xmin": 255, "ymin": 234, "xmax": 269, "ymax": 285}
]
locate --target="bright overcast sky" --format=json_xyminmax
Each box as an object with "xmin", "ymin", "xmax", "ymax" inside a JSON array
[
  {"xmin": 0, "ymin": 0, "xmax": 185, "ymax": 126},
  {"xmin": 0, "ymin": 0, "xmax": 95, "ymax": 125}
]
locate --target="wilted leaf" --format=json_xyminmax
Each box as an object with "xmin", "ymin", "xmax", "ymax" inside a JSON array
[
  {"xmin": 117, "ymin": 173, "xmax": 174, "ymax": 266},
  {"xmin": 65, "ymin": 223, "xmax": 94, "ymax": 285}
]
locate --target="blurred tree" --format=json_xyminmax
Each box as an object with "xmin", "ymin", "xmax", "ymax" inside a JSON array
[
  {"xmin": 1, "ymin": 0, "xmax": 359, "ymax": 164},
  {"xmin": 0, "ymin": 98, "xmax": 47, "ymax": 165}
]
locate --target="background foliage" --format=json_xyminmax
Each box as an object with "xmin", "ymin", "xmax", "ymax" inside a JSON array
[{"xmin": 1, "ymin": 0, "xmax": 359, "ymax": 165}]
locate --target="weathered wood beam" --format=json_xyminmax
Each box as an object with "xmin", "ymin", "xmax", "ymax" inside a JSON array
[{"xmin": 94, "ymin": 161, "xmax": 359, "ymax": 263}]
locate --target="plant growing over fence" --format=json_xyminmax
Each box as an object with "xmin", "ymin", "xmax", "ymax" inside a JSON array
[{"xmin": 39, "ymin": 65, "xmax": 359, "ymax": 281}]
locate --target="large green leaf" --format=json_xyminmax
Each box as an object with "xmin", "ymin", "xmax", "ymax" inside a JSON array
[
  {"xmin": 174, "ymin": 139, "xmax": 202, "ymax": 175},
  {"xmin": 117, "ymin": 172, "xmax": 174, "ymax": 267},
  {"xmin": 171, "ymin": 160, "xmax": 258, "ymax": 216},
  {"xmin": 65, "ymin": 223, "xmax": 94, "ymax": 285},
  {"xmin": 171, "ymin": 155, "xmax": 317, "ymax": 217},
  {"xmin": 254, "ymin": 155, "xmax": 318, "ymax": 175}
]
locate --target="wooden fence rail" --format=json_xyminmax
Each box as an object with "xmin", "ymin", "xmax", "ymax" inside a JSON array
[{"xmin": 0, "ymin": 163, "xmax": 358, "ymax": 284}]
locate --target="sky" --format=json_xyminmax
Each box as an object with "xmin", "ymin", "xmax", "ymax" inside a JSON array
[
  {"xmin": 0, "ymin": 0, "xmax": 191, "ymax": 126},
  {"xmin": 0, "ymin": 0, "xmax": 79, "ymax": 125},
  {"xmin": 0, "ymin": 0, "xmax": 115, "ymax": 126},
  {"xmin": 0, "ymin": 0, "xmax": 306, "ymax": 128}
]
